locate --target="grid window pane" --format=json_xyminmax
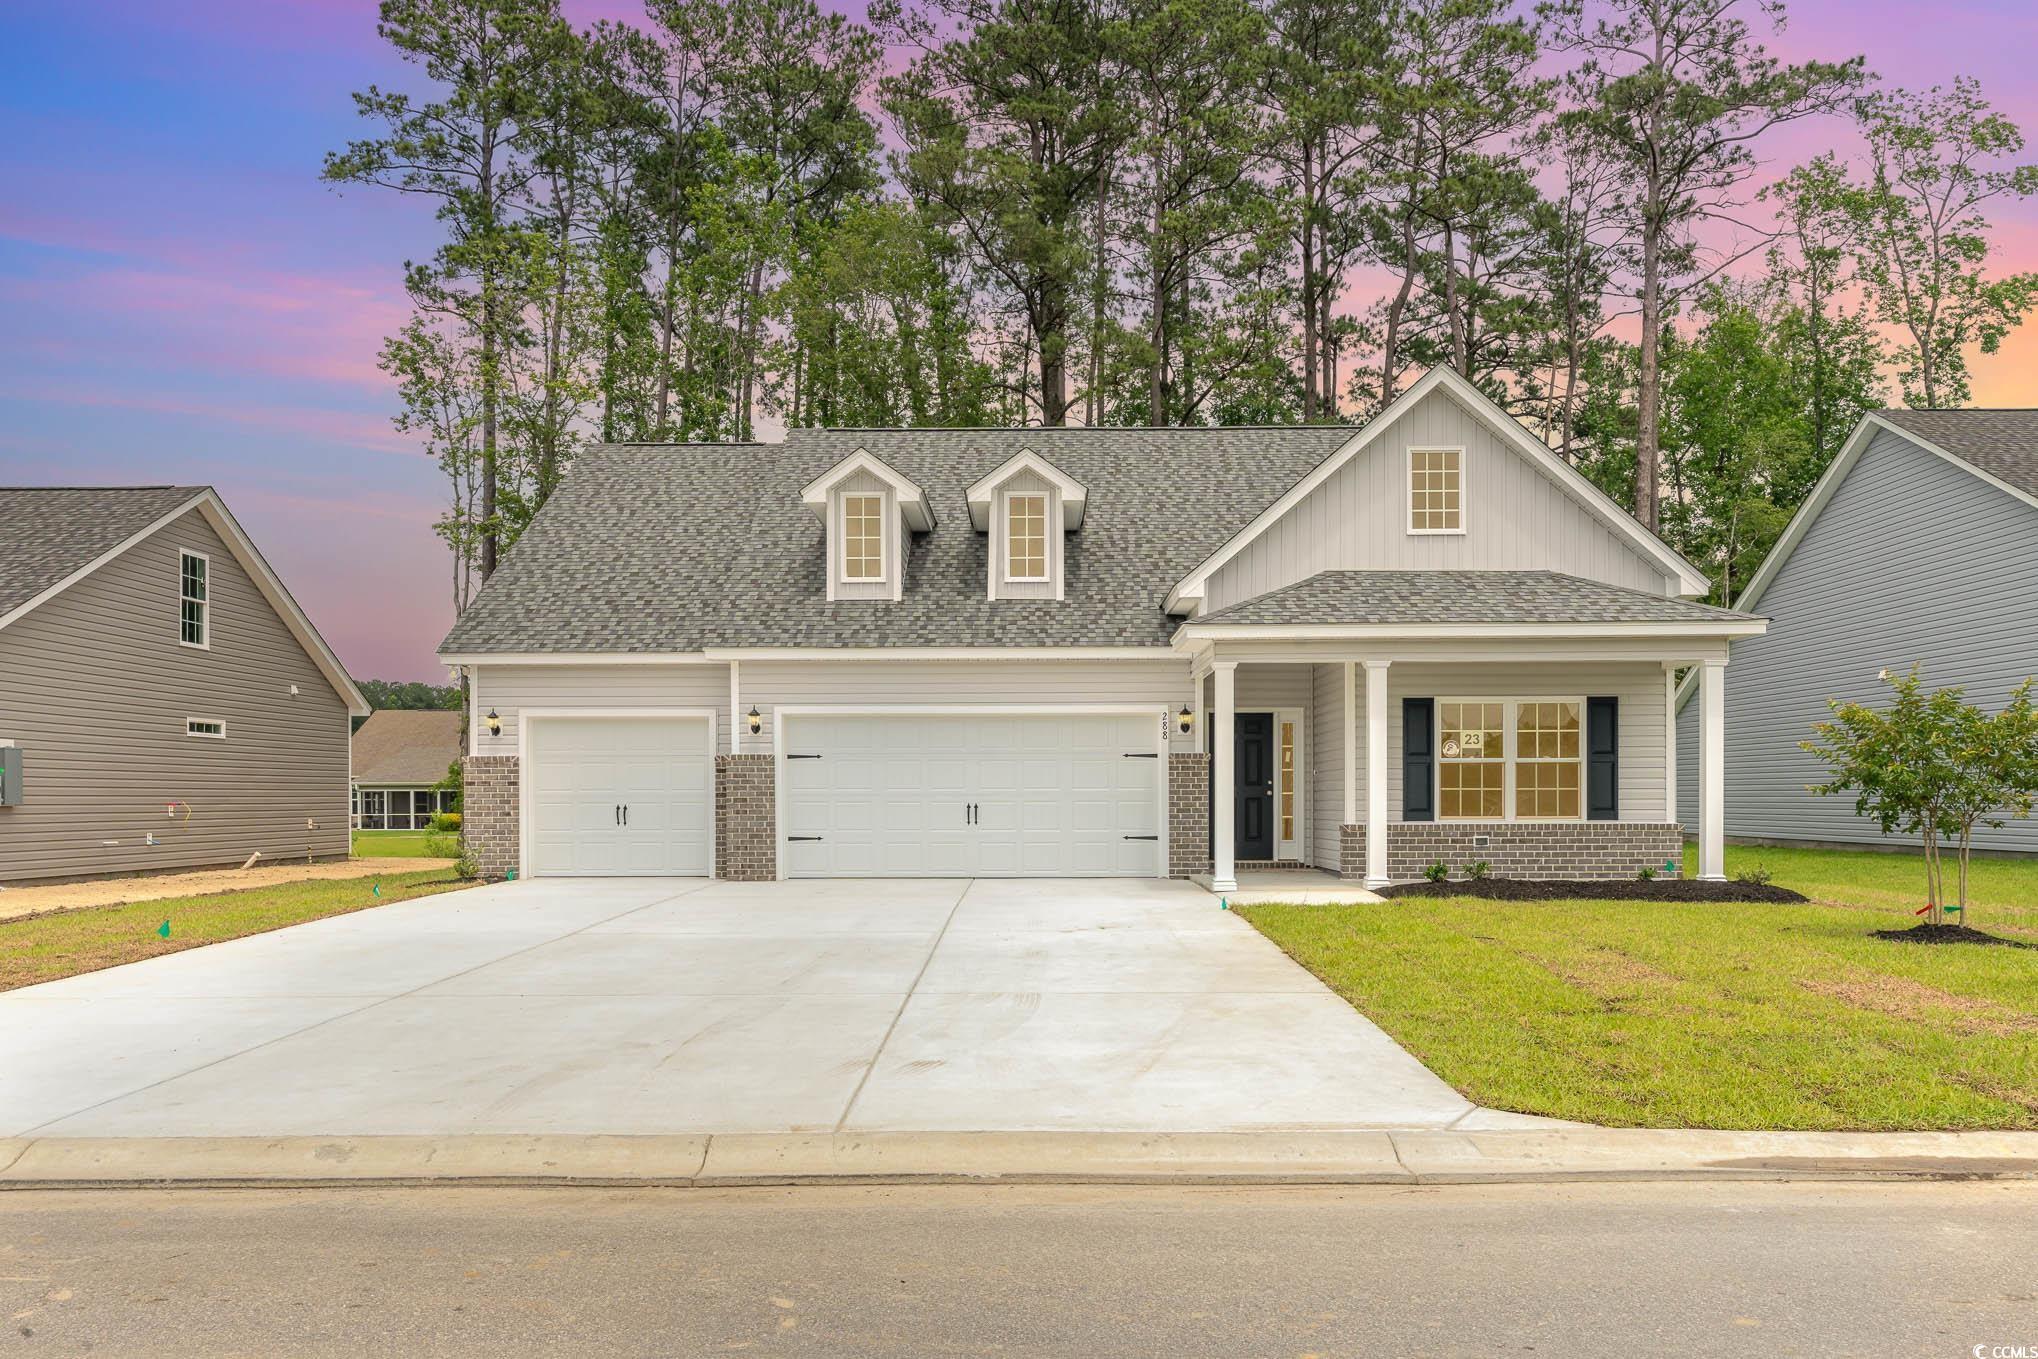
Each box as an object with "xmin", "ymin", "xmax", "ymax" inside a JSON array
[
  {"xmin": 1007, "ymin": 493, "xmax": 1047, "ymax": 580},
  {"xmin": 179, "ymin": 553, "xmax": 208, "ymax": 645},
  {"xmin": 1514, "ymin": 700, "xmax": 1582, "ymax": 818},
  {"xmin": 1440, "ymin": 761, "xmax": 1504, "ymax": 819},
  {"xmin": 1409, "ymin": 449, "xmax": 1463, "ymax": 531},
  {"xmin": 1279, "ymin": 720, "xmax": 1295, "ymax": 842},
  {"xmin": 842, "ymin": 494, "xmax": 883, "ymax": 580},
  {"xmin": 1438, "ymin": 701, "xmax": 1503, "ymax": 820}
]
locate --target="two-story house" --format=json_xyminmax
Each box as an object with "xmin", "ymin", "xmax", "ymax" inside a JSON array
[{"xmin": 440, "ymin": 366, "xmax": 1764, "ymax": 888}]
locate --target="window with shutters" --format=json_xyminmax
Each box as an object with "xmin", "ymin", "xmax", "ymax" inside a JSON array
[{"xmin": 1437, "ymin": 698, "xmax": 1583, "ymax": 820}]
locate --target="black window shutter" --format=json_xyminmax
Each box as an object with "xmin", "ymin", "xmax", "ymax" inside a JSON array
[
  {"xmin": 1586, "ymin": 696, "xmax": 1619, "ymax": 821},
  {"xmin": 1402, "ymin": 697, "xmax": 1434, "ymax": 822}
]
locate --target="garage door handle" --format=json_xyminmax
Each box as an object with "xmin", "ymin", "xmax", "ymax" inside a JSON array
[
  {"xmin": 1122, "ymin": 752, "xmax": 1158, "ymax": 758},
  {"xmin": 1123, "ymin": 834, "xmax": 1159, "ymax": 841},
  {"xmin": 622, "ymin": 804, "xmax": 629, "ymax": 826},
  {"xmin": 787, "ymin": 835, "xmax": 823, "ymax": 842},
  {"xmin": 786, "ymin": 753, "xmax": 822, "ymax": 759}
]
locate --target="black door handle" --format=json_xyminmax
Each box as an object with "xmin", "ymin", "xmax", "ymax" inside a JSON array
[
  {"xmin": 623, "ymin": 804, "xmax": 629, "ymax": 826},
  {"xmin": 614, "ymin": 804, "xmax": 620, "ymax": 826}
]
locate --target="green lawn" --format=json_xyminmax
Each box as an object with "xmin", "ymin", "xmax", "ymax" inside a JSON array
[
  {"xmin": 1240, "ymin": 843, "xmax": 2038, "ymax": 1131},
  {"xmin": 0, "ymin": 869, "xmax": 470, "ymax": 992},
  {"xmin": 352, "ymin": 828, "xmax": 460, "ymax": 859}
]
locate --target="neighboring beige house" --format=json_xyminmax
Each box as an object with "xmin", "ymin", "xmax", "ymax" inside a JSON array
[
  {"xmin": 351, "ymin": 709, "xmax": 462, "ymax": 829},
  {"xmin": 0, "ymin": 486, "xmax": 367, "ymax": 883},
  {"xmin": 441, "ymin": 365, "xmax": 1765, "ymax": 888}
]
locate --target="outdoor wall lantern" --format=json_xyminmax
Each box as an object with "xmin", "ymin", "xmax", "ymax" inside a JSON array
[
  {"xmin": 1178, "ymin": 705, "xmax": 1193, "ymax": 736},
  {"xmin": 747, "ymin": 706, "xmax": 764, "ymax": 737},
  {"xmin": 485, "ymin": 709, "xmax": 502, "ymax": 737}
]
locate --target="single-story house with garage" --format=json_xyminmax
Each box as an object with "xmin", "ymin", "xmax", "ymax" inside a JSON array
[
  {"xmin": 1676, "ymin": 407, "xmax": 2038, "ymax": 853},
  {"xmin": 0, "ymin": 485, "xmax": 366, "ymax": 883},
  {"xmin": 351, "ymin": 708, "xmax": 463, "ymax": 830},
  {"xmin": 439, "ymin": 364, "xmax": 1764, "ymax": 887}
]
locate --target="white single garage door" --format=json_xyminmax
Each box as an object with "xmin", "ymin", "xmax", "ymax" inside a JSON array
[
  {"xmin": 526, "ymin": 716, "xmax": 712, "ymax": 876},
  {"xmin": 781, "ymin": 712, "xmax": 1163, "ymax": 877}
]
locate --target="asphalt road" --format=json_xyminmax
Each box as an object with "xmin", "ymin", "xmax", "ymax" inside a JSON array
[{"xmin": 2, "ymin": 1182, "xmax": 2033, "ymax": 1357}]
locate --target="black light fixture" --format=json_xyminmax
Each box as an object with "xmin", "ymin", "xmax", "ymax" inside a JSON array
[
  {"xmin": 1177, "ymin": 704, "xmax": 1193, "ymax": 736},
  {"xmin": 747, "ymin": 706, "xmax": 763, "ymax": 737},
  {"xmin": 485, "ymin": 708, "xmax": 501, "ymax": 737}
]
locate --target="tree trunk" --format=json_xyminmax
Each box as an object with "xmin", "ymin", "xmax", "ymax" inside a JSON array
[
  {"xmin": 1635, "ymin": 210, "xmax": 1663, "ymax": 531},
  {"xmin": 1149, "ymin": 163, "xmax": 1168, "ymax": 426},
  {"xmin": 1298, "ymin": 144, "xmax": 1319, "ymax": 421}
]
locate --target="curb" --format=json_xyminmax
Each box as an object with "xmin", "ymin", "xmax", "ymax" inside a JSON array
[{"xmin": 3, "ymin": 1130, "xmax": 2037, "ymax": 1190}]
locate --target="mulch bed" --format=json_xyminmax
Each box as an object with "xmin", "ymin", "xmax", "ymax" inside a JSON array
[
  {"xmin": 1871, "ymin": 922, "xmax": 2032, "ymax": 948},
  {"xmin": 1378, "ymin": 877, "xmax": 1807, "ymax": 903}
]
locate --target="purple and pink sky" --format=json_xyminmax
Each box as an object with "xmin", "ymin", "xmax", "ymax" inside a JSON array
[{"xmin": 3, "ymin": 1, "xmax": 2035, "ymax": 682}]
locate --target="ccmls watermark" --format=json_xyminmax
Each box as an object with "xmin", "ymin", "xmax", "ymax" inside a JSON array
[{"xmin": 1973, "ymin": 1345, "xmax": 2038, "ymax": 1358}]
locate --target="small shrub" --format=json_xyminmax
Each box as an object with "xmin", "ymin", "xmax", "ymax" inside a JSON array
[
  {"xmin": 430, "ymin": 811, "xmax": 462, "ymax": 833},
  {"xmin": 1735, "ymin": 865, "xmax": 1773, "ymax": 887},
  {"xmin": 1423, "ymin": 860, "xmax": 1449, "ymax": 883},
  {"xmin": 454, "ymin": 852, "xmax": 479, "ymax": 881},
  {"xmin": 1636, "ymin": 865, "xmax": 1657, "ymax": 881},
  {"xmin": 1464, "ymin": 860, "xmax": 1491, "ymax": 881},
  {"xmin": 423, "ymin": 832, "xmax": 461, "ymax": 859}
]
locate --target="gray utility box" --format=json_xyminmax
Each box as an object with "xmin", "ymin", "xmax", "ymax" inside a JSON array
[{"xmin": 0, "ymin": 745, "xmax": 21, "ymax": 806}]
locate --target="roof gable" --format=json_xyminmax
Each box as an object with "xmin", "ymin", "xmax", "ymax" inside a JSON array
[
  {"xmin": 352, "ymin": 709, "xmax": 465, "ymax": 783},
  {"xmin": 1165, "ymin": 366, "xmax": 1710, "ymax": 610},
  {"xmin": 965, "ymin": 448, "xmax": 1088, "ymax": 530},
  {"xmin": 0, "ymin": 486, "xmax": 368, "ymax": 716},
  {"xmin": 799, "ymin": 448, "xmax": 935, "ymax": 530}
]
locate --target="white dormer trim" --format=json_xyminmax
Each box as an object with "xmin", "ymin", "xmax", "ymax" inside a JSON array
[
  {"xmin": 1164, "ymin": 365, "xmax": 1711, "ymax": 613},
  {"xmin": 800, "ymin": 448, "xmax": 935, "ymax": 531},
  {"xmin": 966, "ymin": 449, "xmax": 1086, "ymax": 531}
]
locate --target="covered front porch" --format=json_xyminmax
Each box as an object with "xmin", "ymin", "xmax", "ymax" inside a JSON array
[{"xmin": 1172, "ymin": 574, "xmax": 1766, "ymax": 892}]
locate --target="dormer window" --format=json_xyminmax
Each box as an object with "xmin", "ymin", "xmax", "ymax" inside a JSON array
[
  {"xmin": 1005, "ymin": 493, "xmax": 1048, "ymax": 582},
  {"xmin": 842, "ymin": 493, "xmax": 885, "ymax": 581},
  {"xmin": 800, "ymin": 448, "xmax": 933, "ymax": 603}
]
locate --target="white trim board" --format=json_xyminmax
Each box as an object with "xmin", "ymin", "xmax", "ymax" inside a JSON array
[
  {"xmin": 0, "ymin": 489, "xmax": 368, "ymax": 716},
  {"xmin": 1165, "ymin": 365, "xmax": 1712, "ymax": 612}
]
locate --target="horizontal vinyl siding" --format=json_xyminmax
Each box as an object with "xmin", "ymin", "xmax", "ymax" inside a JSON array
[
  {"xmin": 749, "ymin": 657, "xmax": 1194, "ymax": 753},
  {"xmin": 1386, "ymin": 663, "xmax": 1668, "ymax": 823},
  {"xmin": 473, "ymin": 663, "xmax": 733, "ymax": 755},
  {"xmin": 1678, "ymin": 429, "xmax": 2038, "ymax": 852},
  {"xmin": 1205, "ymin": 388, "xmax": 1675, "ymax": 611},
  {"xmin": 0, "ymin": 508, "xmax": 351, "ymax": 882},
  {"xmin": 1310, "ymin": 664, "xmax": 1346, "ymax": 869}
]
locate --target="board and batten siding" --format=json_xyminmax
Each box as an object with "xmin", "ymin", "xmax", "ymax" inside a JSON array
[
  {"xmin": 0, "ymin": 507, "xmax": 352, "ymax": 882},
  {"xmin": 1676, "ymin": 426, "xmax": 2038, "ymax": 852},
  {"xmin": 473, "ymin": 663, "xmax": 734, "ymax": 756},
  {"xmin": 1203, "ymin": 388, "xmax": 1678, "ymax": 612}
]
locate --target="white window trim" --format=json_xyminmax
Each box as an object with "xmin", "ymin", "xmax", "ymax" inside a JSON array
[
  {"xmin": 179, "ymin": 549, "xmax": 211, "ymax": 649},
  {"xmin": 1273, "ymin": 706, "xmax": 1306, "ymax": 859},
  {"xmin": 1002, "ymin": 490, "xmax": 1051, "ymax": 584},
  {"xmin": 838, "ymin": 491, "xmax": 887, "ymax": 586},
  {"xmin": 185, "ymin": 717, "xmax": 226, "ymax": 739},
  {"xmin": 1406, "ymin": 446, "xmax": 1467, "ymax": 537},
  {"xmin": 1434, "ymin": 695, "xmax": 1586, "ymax": 823}
]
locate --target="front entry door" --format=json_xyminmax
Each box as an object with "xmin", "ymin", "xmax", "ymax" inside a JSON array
[{"xmin": 1209, "ymin": 712, "xmax": 1277, "ymax": 862}]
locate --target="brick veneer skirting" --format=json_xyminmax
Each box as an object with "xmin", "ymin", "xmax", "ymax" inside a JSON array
[
  {"xmin": 715, "ymin": 754, "xmax": 776, "ymax": 881},
  {"xmin": 461, "ymin": 755, "xmax": 520, "ymax": 882},
  {"xmin": 1386, "ymin": 821, "xmax": 1683, "ymax": 882},
  {"xmin": 1168, "ymin": 752, "xmax": 1211, "ymax": 879}
]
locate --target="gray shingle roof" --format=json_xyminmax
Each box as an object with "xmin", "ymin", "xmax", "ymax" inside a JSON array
[
  {"xmin": 1190, "ymin": 570, "xmax": 1754, "ymax": 628},
  {"xmin": 352, "ymin": 709, "xmax": 465, "ymax": 784},
  {"xmin": 0, "ymin": 486, "xmax": 205, "ymax": 620},
  {"xmin": 1876, "ymin": 409, "xmax": 2038, "ymax": 500},
  {"xmin": 440, "ymin": 428, "xmax": 1357, "ymax": 653}
]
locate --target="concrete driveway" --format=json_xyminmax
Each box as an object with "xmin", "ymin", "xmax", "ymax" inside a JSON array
[{"xmin": 0, "ymin": 877, "xmax": 1478, "ymax": 1136}]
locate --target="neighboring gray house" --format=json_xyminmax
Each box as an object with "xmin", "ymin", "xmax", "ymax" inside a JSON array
[
  {"xmin": 0, "ymin": 486, "xmax": 368, "ymax": 883},
  {"xmin": 1676, "ymin": 409, "xmax": 2038, "ymax": 853},
  {"xmin": 441, "ymin": 365, "xmax": 1763, "ymax": 888},
  {"xmin": 351, "ymin": 709, "xmax": 462, "ymax": 830}
]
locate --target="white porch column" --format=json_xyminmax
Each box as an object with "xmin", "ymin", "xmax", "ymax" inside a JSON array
[
  {"xmin": 1699, "ymin": 659, "xmax": 1726, "ymax": 881},
  {"xmin": 729, "ymin": 660, "xmax": 743, "ymax": 754},
  {"xmin": 1212, "ymin": 661, "xmax": 1238, "ymax": 892},
  {"xmin": 1364, "ymin": 659, "xmax": 1390, "ymax": 889},
  {"xmin": 1662, "ymin": 663, "xmax": 1678, "ymax": 828},
  {"xmin": 1342, "ymin": 662, "xmax": 1357, "ymax": 825}
]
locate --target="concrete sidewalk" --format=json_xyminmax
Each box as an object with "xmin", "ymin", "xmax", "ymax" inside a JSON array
[{"xmin": 3, "ymin": 1129, "xmax": 2035, "ymax": 1189}]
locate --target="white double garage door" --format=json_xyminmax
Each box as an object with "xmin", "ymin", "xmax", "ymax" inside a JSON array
[{"xmin": 524, "ymin": 711, "xmax": 1164, "ymax": 878}]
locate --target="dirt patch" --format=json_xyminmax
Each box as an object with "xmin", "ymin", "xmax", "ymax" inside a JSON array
[
  {"xmin": 0, "ymin": 857, "xmax": 457, "ymax": 921},
  {"xmin": 1379, "ymin": 878, "xmax": 1806, "ymax": 903},
  {"xmin": 1545, "ymin": 946, "xmax": 1678, "ymax": 999},
  {"xmin": 1801, "ymin": 974, "xmax": 2038, "ymax": 1037},
  {"xmin": 1870, "ymin": 923, "xmax": 2033, "ymax": 948}
]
